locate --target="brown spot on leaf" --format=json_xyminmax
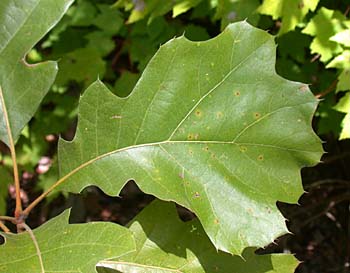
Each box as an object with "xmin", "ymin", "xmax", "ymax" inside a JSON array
[
  {"xmin": 216, "ymin": 112, "xmax": 223, "ymax": 119},
  {"xmin": 299, "ymin": 85, "xmax": 308, "ymax": 92},
  {"xmin": 254, "ymin": 112, "xmax": 261, "ymax": 119}
]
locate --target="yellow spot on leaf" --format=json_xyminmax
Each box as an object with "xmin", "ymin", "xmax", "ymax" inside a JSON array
[
  {"xmin": 216, "ymin": 112, "xmax": 223, "ymax": 119},
  {"xmin": 254, "ymin": 112, "xmax": 261, "ymax": 119},
  {"xmin": 195, "ymin": 109, "xmax": 202, "ymax": 117},
  {"xmin": 240, "ymin": 146, "xmax": 247, "ymax": 152},
  {"xmin": 299, "ymin": 85, "xmax": 308, "ymax": 92},
  {"xmin": 110, "ymin": 115, "xmax": 122, "ymax": 119}
]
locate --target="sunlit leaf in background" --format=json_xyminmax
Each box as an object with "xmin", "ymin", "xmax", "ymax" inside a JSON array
[{"xmin": 258, "ymin": 0, "xmax": 319, "ymax": 35}]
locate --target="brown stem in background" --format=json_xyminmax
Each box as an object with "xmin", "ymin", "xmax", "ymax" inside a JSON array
[
  {"xmin": 111, "ymin": 38, "xmax": 126, "ymax": 68},
  {"xmin": 305, "ymin": 179, "xmax": 350, "ymax": 189},
  {"xmin": 310, "ymin": 54, "xmax": 320, "ymax": 63},
  {"xmin": 0, "ymin": 216, "xmax": 16, "ymax": 224},
  {"xmin": 315, "ymin": 79, "xmax": 338, "ymax": 98},
  {"xmin": 0, "ymin": 221, "xmax": 10, "ymax": 233},
  {"xmin": 298, "ymin": 193, "xmax": 350, "ymax": 227},
  {"xmin": 0, "ymin": 86, "xmax": 22, "ymax": 218}
]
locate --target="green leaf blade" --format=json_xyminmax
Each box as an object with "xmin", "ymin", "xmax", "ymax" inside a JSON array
[
  {"xmin": 302, "ymin": 7, "xmax": 345, "ymax": 62},
  {"xmin": 97, "ymin": 200, "xmax": 299, "ymax": 273},
  {"xmin": 0, "ymin": 0, "xmax": 73, "ymax": 145},
  {"xmin": 58, "ymin": 21, "xmax": 323, "ymax": 255},
  {"xmin": 258, "ymin": 0, "xmax": 319, "ymax": 35},
  {"xmin": 0, "ymin": 210, "xmax": 135, "ymax": 273}
]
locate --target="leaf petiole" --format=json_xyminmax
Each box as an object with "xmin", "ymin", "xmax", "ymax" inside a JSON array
[
  {"xmin": 0, "ymin": 86, "xmax": 22, "ymax": 218},
  {"xmin": 0, "ymin": 215, "xmax": 16, "ymax": 223},
  {"xmin": 0, "ymin": 221, "xmax": 10, "ymax": 233}
]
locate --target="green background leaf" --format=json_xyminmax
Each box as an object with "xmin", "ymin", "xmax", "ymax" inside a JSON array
[
  {"xmin": 55, "ymin": 47, "xmax": 106, "ymax": 87},
  {"xmin": 97, "ymin": 200, "xmax": 298, "ymax": 273},
  {"xmin": 0, "ymin": 209, "xmax": 135, "ymax": 273},
  {"xmin": 334, "ymin": 93, "xmax": 350, "ymax": 139},
  {"xmin": 258, "ymin": 0, "xmax": 319, "ymax": 35},
  {"xmin": 0, "ymin": 0, "xmax": 74, "ymax": 146},
  {"xmin": 331, "ymin": 29, "xmax": 350, "ymax": 47},
  {"xmin": 115, "ymin": 0, "xmax": 204, "ymax": 24},
  {"xmin": 302, "ymin": 7, "xmax": 345, "ymax": 62},
  {"xmin": 215, "ymin": 0, "xmax": 260, "ymax": 29}
]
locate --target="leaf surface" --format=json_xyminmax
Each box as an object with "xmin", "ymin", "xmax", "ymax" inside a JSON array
[
  {"xmin": 55, "ymin": 47, "xmax": 106, "ymax": 87},
  {"xmin": 302, "ymin": 7, "xmax": 345, "ymax": 62},
  {"xmin": 331, "ymin": 29, "xmax": 350, "ymax": 47},
  {"xmin": 173, "ymin": 0, "xmax": 203, "ymax": 18},
  {"xmin": 114, "ymin": 0, "xmax": 203, "ymax": 23},
  {"xmin": 327, "ymin": 51, "xmax": 350, "ymax": 93},
  {"xmin": 58, "ymin": 21, "xmax": 323, "ymax": 254},
  {"xmin": 215, "ymin": 0, "xmax": 260, "ymax": 29},
  {"xmin": 0, "ymin": 209, "xmax": 135, "ymax": 273},
  {"xmin": 97, "ymin": 200, "xmax": 298, "ymax": 273},
  {"xmin": 258, "ymin": 0, "xmax": 319, "ymax": 35},
  {"xmin": 0, "ymin": 0, "xmax": 73, "ymax": 146},
  {"xmin": 334, "ymin": 93, "xmax": 350, "ymax": 140}
]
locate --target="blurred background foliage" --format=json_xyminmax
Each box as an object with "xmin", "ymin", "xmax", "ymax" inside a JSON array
[{"xmin": 1, "ymin": 0, "xmax": 350, "ymax": 272}]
